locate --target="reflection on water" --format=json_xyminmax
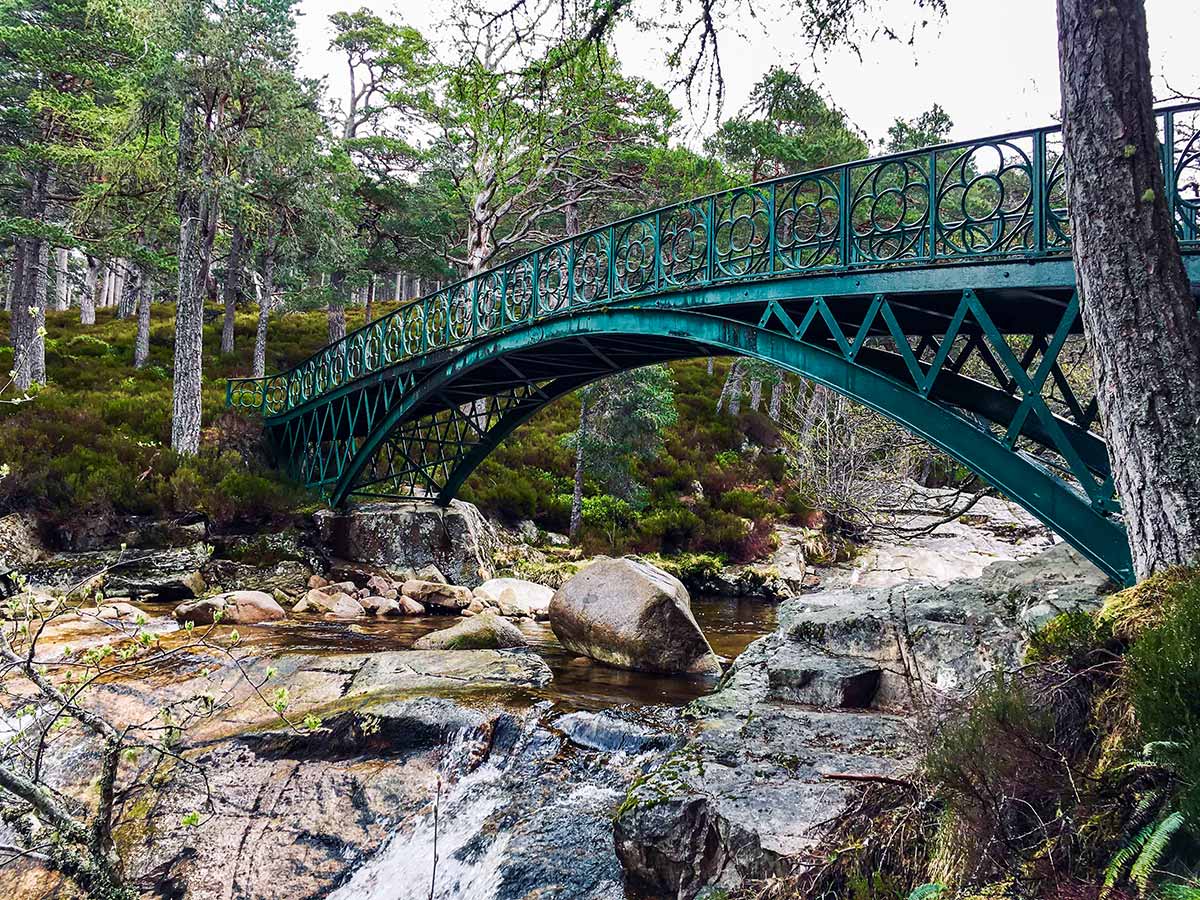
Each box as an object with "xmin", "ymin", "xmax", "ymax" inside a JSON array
[{"xmin": 231, "ymin": 595, "xmax": 777, "ymax": 711}]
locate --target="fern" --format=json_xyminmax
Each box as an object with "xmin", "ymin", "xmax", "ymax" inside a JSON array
[
  {"xmin": 1131, "ymin": 812, "xmax": 1187, "ymax": 896},
  {"xmin": 1157, "ymin": 881, "xmax": 1200, "ymax": 900},
  {"xmin": 908, "ymin": 886, "xmax": 946, "ymax": 900}
]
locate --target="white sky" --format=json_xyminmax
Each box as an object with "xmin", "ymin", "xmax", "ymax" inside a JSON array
[{"xmin": 293, "ymin": 0, "xmax": 1200, "ymax": 147}]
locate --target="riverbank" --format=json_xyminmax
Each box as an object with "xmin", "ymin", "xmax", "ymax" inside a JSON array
[{"xmin": 0, "ymin": 492, "xmax": 1112, "ymax": 899}]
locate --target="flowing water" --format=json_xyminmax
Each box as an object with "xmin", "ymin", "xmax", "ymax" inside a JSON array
[{"xmin": 239, "ymin": 595, "xmax": 778, "ymax": 899}]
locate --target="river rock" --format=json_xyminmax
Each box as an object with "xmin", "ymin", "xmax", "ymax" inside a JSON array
[
  {"xmin": 24, "ymin": 544, "xmax": 210, "ymax": 601},
  {"xmin": 174, "ymin": 590, "xmax": 286, "ymax": 626},
  {"xmin": 413, "ymin": 610, "xmax": 528, "ymax": 650},
  {"xmin": 359, "ymin": 595, "xmax": 401, "ymax": 616},
  {"xmin": 293, "ymin": 589, "xmax": 363, "ymax": 619},
  {"xmin": 402, "ymin": 579, "xmax": 472, "ymax": 611},
  {"xmin": 96, "ymin": 601, "xmax": 147, "ymax": 621},
  {"xmin": 549, "ymin": 557, "xmax": 721, "ymax": 676},
  {"xmin": 474, "ymin": 577, "xmax": 554, "ymax": 618},
  {"xmin": 415, "ymin": 563, "xmax": 447, "ymax": 584},
  {"xmin": 398, "ymin": 595, "xmax": 425, "ymax": 615},
  {"xmin": 313, "ymin": 500, "xmax": 498, "ymax": 587}
]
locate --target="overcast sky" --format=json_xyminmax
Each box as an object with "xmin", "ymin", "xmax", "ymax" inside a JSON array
[{"xmin": 293, "ymin": 0, "xmax": 1200, "ymax": 147}]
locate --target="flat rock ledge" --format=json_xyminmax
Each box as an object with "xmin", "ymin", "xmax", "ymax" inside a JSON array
[{"xmin": 614, "ymin": 542, "xmax": 1111, "ymax": 898}]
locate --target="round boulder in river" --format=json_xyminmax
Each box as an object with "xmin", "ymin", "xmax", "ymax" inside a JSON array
[{"xmin": 549, "ymin": 557, "xmax": 722, "ymax": 675}]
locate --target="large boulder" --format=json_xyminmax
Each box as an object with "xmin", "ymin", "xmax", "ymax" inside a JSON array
[
  {"xmin": 412, "ymin": 610, "xmax": 528, "ymax": 650},
  {"xmin": 174, "ymin": 590, "xmax": 286, "ymax": 626},
  {"xmin": 24, "ymin": 544, "xmax": 210, "ymax": 601},
  {"xmin": 549, "ymin": 557, "xmax": 721, "ymax": 676},
  {"xmin": 313, "ymin": 500, "xmax": 498, "ymax": 587},
  {"xmin": 474, "ymin": 578, "xmax": 554, "ymax": 618}
]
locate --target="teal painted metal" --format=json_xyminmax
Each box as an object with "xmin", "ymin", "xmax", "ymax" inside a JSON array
[{"xmin": 228, "ymin": 102, "xmax": 1200, "ymax": 587}]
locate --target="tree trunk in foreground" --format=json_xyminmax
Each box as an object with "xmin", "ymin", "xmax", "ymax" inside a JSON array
[
  {"xmin": 220, "ymin": 225, "xmax": 244, "ymax": 354},
  {"xmin": 253, "ymin": 256, "xmax": 273, "ymax": 379},
  {"xmin": 172, "ymin": 97, "xmax": 206, "ymax": 456},
  {"xmin": 134, "ymin": 271, "xmax": 152, "ymax": 369},
  {"xmin": 1058, "ymin": 0, "xmax": 1200, "ymax": 578},
  {"xmin": 569, "ymin": 394, "xmax": 590, "ymax": 541}
]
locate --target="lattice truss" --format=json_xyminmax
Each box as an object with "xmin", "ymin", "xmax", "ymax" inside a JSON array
[
  {"xmin": 350, "ymin": 385, "xmax": 549, "ymax": 500},
  {"xmin": 754, "ymin": 288, "xmax": 1115, "ymax": 515},
  {"xmin": 269, "ymin": 376, "xmax": 553, "ymax": 502}
]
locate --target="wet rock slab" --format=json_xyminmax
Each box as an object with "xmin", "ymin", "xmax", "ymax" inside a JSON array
[{"xmin": 613, "ymin": 541, "xmax": 1112, "ymax": 898}]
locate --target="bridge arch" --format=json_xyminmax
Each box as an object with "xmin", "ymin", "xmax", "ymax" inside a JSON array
[
  {"xmin": 231, "ymin": 103, "xmax": 1200, "ymax": 589},
  {"xmin": 289, "ymin": 305, "xmax": 1130, "ymax": 584}
]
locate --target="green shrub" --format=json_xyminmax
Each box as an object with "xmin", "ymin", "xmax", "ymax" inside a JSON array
[
  {"xmin": 64, "ymin": 334, "xmax": 113, "ymax": 357},
  {"xmin": 638, "ymin": 505, "xmax": 701, "ymax": 550},
  {"xmin": 1126, "ymin": 568, "xmax": 1200, "ymax": 822}
]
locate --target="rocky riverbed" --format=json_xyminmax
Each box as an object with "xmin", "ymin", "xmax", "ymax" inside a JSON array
[{"xmin": 0, "ymin": 493, "xmax": 1113, "ymax": 899}]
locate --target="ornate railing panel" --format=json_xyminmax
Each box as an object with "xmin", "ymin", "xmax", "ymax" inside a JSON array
[{"xmin": 228, "ymin": 102, "xmax": 1200, "ymax": 418}]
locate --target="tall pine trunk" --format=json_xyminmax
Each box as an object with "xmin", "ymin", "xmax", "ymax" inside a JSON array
[
  {"xmin": 10, "ymin": 166, "xmax": 50, "ymax": 390},
  {"xmin": 220, "ymin": 224, "xmax": 244, "ymax": 354},
  {"xmin": 116, "ymin": 260, "xmax": 137, "ymax": 319},
  {"xmin": 54, "ymin": 248, "xmax": 69, "ymax": 310},
  {"xmin": 8, "ymin": 242, "xmax": 28, "ymax": 389},
  {"xmin": 253, "ymin": 255, "xmax": 274, "ymax": 379},
  {"xmin": 172, "ymin": 97, "xmax": 207, "ymax": 456},
  {"xmin": 81, "ymin": 256, "xmax": 98, "ymax": 325},
  {"xmin": 327, "ymin": 270, "xmax": 346, "ymax": 343},
  {"xmin": 30, "ymin": 240, "xmax": 47, "ymax": 385},
  {"xmin": 1058, "ymin": 0, "xmax": 1200, "ymax": 577},
  {"xmin": 134, "ymin": 270, "xmax": 152, "ymax": 369},
  {"xmin": 569, "ymin": 394, "xmax": 589, "ymax": 541}
]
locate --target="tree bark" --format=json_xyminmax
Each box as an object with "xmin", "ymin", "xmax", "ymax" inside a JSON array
[
  {"xmin": 134, "ymin": 271, "xmax": 152, "ymax": 369},
  {"xmin": 1058, "ymin": 0, "xmax": 1200, "ymax": 578},
  {"xmin": 365, "ymin": 274, "xmax": 374, "ymax": 323},
  {"xmin": 172, "ymin": 96, "xmax": 206, "ymax": 456},
  {"xmin": 569, "ymin": 394, "xmax": 590, "ymax": 541},
  {"xmin": 253, "ymin": 255, "xmax": 274, "ymax": 379},
  {"xmin": 220, "ymin": 224, "xmax": 244, "ymax": 354}
]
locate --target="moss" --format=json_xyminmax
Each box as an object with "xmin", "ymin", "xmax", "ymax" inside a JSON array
[
  {"xmin": 614, "ymin": 745, "xmax": 704, "ymax": 820},
  {"xmin": 1098, "ymin": 566, "xmax": 1200, "ymax": 641}
]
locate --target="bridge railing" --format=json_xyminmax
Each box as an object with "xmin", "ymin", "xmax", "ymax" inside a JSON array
[{"xmin": 228, "ymin": 102, "xmax": 1200, "ymax": 418}]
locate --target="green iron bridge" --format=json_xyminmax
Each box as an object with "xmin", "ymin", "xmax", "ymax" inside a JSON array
[{"xmin": 229, "ymin": 102, "xmax": 1200, "ymax": 586}]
